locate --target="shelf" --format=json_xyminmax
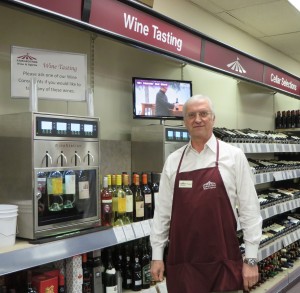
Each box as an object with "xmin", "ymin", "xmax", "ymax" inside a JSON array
[
  {"xmin": 0, "ymin": 219, "xmax": 152, "ymax": 276},
  {"xmin": 230, "ymin": 142, "xmax": 300, "ymax": 153},
  {"xmin": 260, "ymin": 197, "xmax": 300, "ymax": 220},
  {"xmin": 254, "ymin": 169, "xmax": 300, "ymax": 184}
]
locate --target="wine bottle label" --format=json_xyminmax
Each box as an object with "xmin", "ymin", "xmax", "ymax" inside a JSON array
[
  {"xmin": 126, "ymin": 278, "xmax": 132, "ymax": 284},
  {"xmin": 126, "ymin": 195, "xmax": 133, "ymax": 212},
  {"xmin": 79, "ymin": 181, "xmax": 89, "ymax": 199},
  {"xmin": 144, "ymin": 193, "xmax": 152, "ymax": 204},
  {"xmin": 136, "ymin": 202, "xmax": 144, "ymax": 217},
  {"xmin": 142, "ymin": 264, "xmax": 151, "ymax": 284},
  {"xmin": 106, "ymin": 285, "xmax": 117, "ymax": 292},
  {"xmin": 102, "ymin": 201, "xmax": 112, "ymax": 214},
  {"xmin": 118, "ymin": 197, "xmax": 126, "ymax": 213},
  {"xmin": 134, "ymin": 280, "xmax": 142, "ymax": 286},
  {"xmin": 65, "ymin": 174, "xmax": 76, "ymax": 194},
  {"xmin": 48, "ymin": 177, "xmax": 63, "ymax": 195}
]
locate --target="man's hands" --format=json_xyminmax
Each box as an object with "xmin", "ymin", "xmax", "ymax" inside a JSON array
[
  {"xmin": 150, "ymin": 260, "xmax": 165, "ymax": 282},
  {"xmin": 243, "ymin": 262, "xmax": 259, "ymax": 292}
]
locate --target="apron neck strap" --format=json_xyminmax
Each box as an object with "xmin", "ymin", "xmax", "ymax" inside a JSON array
[{"xmin": 176, "ymin": 138, "xmax": 220, "ymax": 173}]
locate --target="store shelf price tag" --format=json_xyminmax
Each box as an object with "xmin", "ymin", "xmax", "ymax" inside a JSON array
[
  {"xmin": 141, "ymin": 220, "xmax": 151, "ymax": 236},
  {"xmin": 122, "ymin": 224, "xmax": 135, "ymax": 241},
  {"xmin": 132, "ymin": 222, "xmax": 145, "ymax": 238},
  {"xmin": 113, "ymin": 226, "xmax": 127, "ymax": 243}
]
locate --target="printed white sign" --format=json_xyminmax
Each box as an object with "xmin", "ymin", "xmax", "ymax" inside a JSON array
[{"xmin": 11, "ymin": 46, "xmax": 87, "ymax": 101}]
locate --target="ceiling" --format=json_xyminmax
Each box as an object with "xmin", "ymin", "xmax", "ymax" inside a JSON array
[{"xmin": 190, "ymin": 0, "xmax": 300, "ymax": 63}]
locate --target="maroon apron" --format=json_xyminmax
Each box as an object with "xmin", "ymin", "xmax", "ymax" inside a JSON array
[{"xmin": 166, "ymin": 140, "xmax": 243, "ymax": 293}]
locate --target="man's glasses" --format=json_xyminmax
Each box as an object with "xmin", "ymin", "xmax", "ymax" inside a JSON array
[{"xmin": 186, "ymin": 111, "xmax": 212, "ymax": 120}]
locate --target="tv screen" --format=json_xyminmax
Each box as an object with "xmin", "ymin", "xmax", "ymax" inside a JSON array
[{"xmin": 133, "ymin": 77, "xmax": 192, "ymax": 120}]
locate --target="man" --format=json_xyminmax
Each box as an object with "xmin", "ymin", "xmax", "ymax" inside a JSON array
[
  {"xmin": 155, "ymin": 85, "xmax": 175, "ymax": 116},
  {"xmin": 150, "ymin": 95, "xmax": 262, "ymax": 293}
]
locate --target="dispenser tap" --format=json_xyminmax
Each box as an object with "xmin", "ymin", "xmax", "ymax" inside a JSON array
[
  {"xmin": 71, "ymin": 151, "xmax": 82, "ymax": 166},
  {"xmin": 41, "ymin": 151, "xmax": 53, "ymax": 167},
  {"xmin": 57, "ymin": 151, "xmax": 68, "ymax": 166},
  {"xmin": 84, "ymin": 151, "xmax": 94, "ymax": 166}
]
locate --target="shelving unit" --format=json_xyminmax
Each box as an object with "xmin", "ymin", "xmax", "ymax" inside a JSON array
[
  {"xmin": 233, "ymin": 140, "xmax": 300, "ymax": 292},
  {"xmin": 0, "ymin": 219, "xmax": 152, "ymax": 276}
]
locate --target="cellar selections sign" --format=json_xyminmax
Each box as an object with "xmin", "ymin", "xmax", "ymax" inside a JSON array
[
  {"xmin": 264, "ymin": 66, "xmax": 300, "ymax": 96},
  {"xmin": 9, "ymin": 0, "xmax": 300, "ymax": 99},
  {"xmin": 11, "ymin": 46, "xmax": 87, "ymax": 101}
]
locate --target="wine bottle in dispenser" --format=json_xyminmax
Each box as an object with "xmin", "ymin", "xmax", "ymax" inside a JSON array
[
  {"xmin": 78, "ymin": 170, "xmax": 90, "ymax": 200},
  {"xmin": 47, "ymin": 170, "xmax": 63, "ymax": 211},
  {"xmin": 63, "ymin": 169, "xmax": 76, "ymax": 209}
]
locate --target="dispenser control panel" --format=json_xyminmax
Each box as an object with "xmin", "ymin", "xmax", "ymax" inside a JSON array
[
  {"xmin": 165, "ymin": 127, "xmax": 190, "ymax": 142},
  {"xmin": 35, "ymin": 116, "xmax": 98, "ymax": 138}
]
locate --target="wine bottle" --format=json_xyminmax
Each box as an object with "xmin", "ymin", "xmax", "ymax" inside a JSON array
[
  {"xmin": 282, "ymin": 111, "xmax": 287, "ymax": 128},
  {"xmin": 27, "ymin": 271, "xmax": 37, "ymax": 293},
  {"xmin": 63, "ymin": 169, "xmax": 76, "ymax": 209},
  {"xmin": 141, "ymin": 239, "xmax": 151, "ymax": 289},
  {"xmin": 150, "ymin": 172, "xmax": 160, "ymax": 218},
  {"xmin": 123, "ymin": 244, "xmax": 133, "ymax": 290},
  {"xmin": 286, "ymin": 110, "xmax": 291, "ymax": 128},
  {"xmin": 101, "ymin": 176, "xmax": 113, "ymax": 226},
  {"xmin": 58, "ymin": 274, "xmax": 65, "ymax": 293},
  {"xmin": 105, "ymin": 249, "xmax": 118, "ymax": 293},
  {"xmin": 112, "ymin": 174, "xmax": 119, "ymax": 226},
  {"xmin": 275, "ymin": 111, "xmax": 282, "ymax": 129},
  {"xmin": 123, "ymin": 174, "xmax": 133, "ymax": 223},
  {"xmin": 132, "ymin": 245, "xmax": 142, "ymax": 291},
  {"xmin": 134, "ymin": 174, "xmax": 144, "ymax": 222},
  {"xmin": 115, "ymin": 245, "xmax": 123, "ymax": 293},
  {"xmin": 78, "ymin": 170, "xmax": 90, "ymax": 199},
  {"xmin": 47, "ymin": 170, "xmax": 63, "ymax": 211},
  {"xmin": 82, "ymin": 253, "xmax": 92, "ymax": 293},
  {"xmin": 114, "ymin": 175, "xmax": 126, "ymax": 226},
  {"xmin": 141, "ymin": 173, "xmax": 152, "ymax": 220}
]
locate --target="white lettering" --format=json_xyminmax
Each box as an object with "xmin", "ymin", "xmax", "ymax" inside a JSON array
[
  {"xmin": 123, "ymin": 13, "xmax": 149, "ymax": 36},
  {"xmin": 152, "ymin": 25, "xmax": 183, "ymax": 51}
]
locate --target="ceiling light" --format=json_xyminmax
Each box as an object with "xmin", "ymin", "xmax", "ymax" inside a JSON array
[{"xmin": 288, "ymin": 0, "xmax": 300, "ymax": 12}]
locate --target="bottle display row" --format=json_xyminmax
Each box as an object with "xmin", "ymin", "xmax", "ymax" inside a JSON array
[
  {"xmin": 100, "ymin": 172, "xmax": 160, "ymax": 227},
  {"xmin": 0, "ymin": 238, "xmax": 153, "ymax": 293},
  {"xmin": 253, "ymin": 240, "xmax": 300, "ymax": 291},
  {"xmin": 213, "ymin": 127, "xmax": 300, "ymax": 144},
  {"xmin": 247, "ymin": 158, "xmax": 300, "ymax": 174},
  {"xmin": 275, "ymin": 110, "xmax": 300, "ymax": 129}
]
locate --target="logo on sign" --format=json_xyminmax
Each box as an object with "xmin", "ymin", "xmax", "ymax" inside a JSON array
[
  {"xmin": 16, "ymin": 53, "xmax": 38, "ymax": 67},
  {"xmin": 227, "ymin": 57, "xmax": 246, "ymax": 74}
]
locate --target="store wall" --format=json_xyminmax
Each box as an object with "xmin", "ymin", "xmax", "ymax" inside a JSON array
[{"xmin": 0, "ymin": 2, "xmax": 299, "ymax": 148}]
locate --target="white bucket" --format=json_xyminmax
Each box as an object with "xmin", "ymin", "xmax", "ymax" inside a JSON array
[{"xmin": 0, "ymin": 205, "xmax": 18, "ymax": 248}]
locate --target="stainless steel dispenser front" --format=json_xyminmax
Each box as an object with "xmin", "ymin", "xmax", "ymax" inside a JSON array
[
  {"xmin": 131, "ymin": 124, "xmax": 189, "ymax": 173},
  {"xmin": 0, "ymin": 112, "xmax": 100, "ymax": 239}
]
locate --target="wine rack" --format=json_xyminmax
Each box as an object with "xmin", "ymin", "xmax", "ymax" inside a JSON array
[{"xmin": 215, "ymin": 127, "xmax": 300, "ymax": 292}]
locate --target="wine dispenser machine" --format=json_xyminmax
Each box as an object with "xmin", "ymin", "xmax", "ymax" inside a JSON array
[
  {"xmin": 0, "ymin": 112, "xmax": 100, "ymax": 239},
  {"xmin": 131, "ymin": 124, "xmax": 190, "ymax": 173}
]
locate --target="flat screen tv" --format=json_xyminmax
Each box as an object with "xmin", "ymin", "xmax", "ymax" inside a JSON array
[{"xmin": 133, "ymin": 77, "xmax": 192, "ymax": 120}]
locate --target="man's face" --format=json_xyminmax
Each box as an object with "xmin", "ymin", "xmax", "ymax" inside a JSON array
[
  {"xmin": 161, "ymin": 87, "xmax": 168, "ymax": 93},
  {"xmin": 184, "ymin": 99, "xmax": 215, "ymax": 140}
]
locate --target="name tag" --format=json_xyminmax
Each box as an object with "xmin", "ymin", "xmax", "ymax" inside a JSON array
[{"xmin": 179, "ymin": 180, "xmax": 193, "ymax": 188}]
